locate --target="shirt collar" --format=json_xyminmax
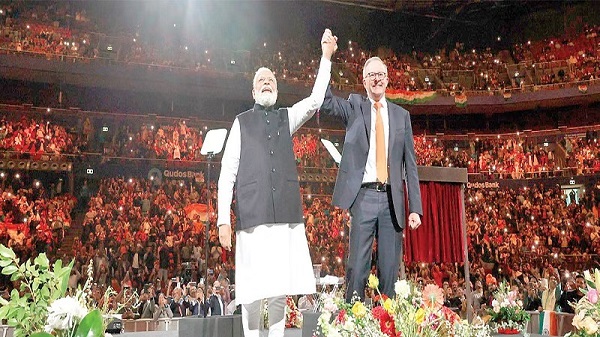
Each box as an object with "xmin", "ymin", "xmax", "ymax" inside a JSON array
[{"xmin": 368, "ymin": 97, "xmax": 388, "ymax": 110}]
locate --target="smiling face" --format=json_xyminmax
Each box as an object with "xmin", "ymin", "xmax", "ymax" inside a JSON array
[
  {"xmin": 362, "ymin": 57, "xmax": 389, "ymax": 102},
  {"xmin": 252, "ymin": 67, "xmax": 278, "ymax": 108}
]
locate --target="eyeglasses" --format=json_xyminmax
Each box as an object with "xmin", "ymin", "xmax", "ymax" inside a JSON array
[{"xmin": 365, "ymin": 72, "xmax": 387, "ymax": 80}]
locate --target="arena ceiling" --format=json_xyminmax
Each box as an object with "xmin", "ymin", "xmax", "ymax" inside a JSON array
[
  {"xmin": 320, "ymin": 0, "xmax": 569, "ymax": 21},
  {"xmin": 321, "ymin": 0, "xmax": 459, "ymax": 13},
  {"xmin": 321, "ymin": 0, "xmax": 566, "ymax": 12}
]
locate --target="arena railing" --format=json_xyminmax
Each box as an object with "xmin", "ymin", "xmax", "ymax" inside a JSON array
[
  {"xmin": 1, "ymin": 311, "xmax": 575, "ymax": 334},
  {"xmin": 122, "ymin": 318, "xmax": 181, "ymax": 332},
  {"xmin": 0, "ymin": 318, "xmax": 179, "ymax": 335}
]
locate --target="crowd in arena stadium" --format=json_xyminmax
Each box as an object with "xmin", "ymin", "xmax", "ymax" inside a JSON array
[
  {"xmin": 1, "ymin": 0, "xmax": 600, "ymax": 328},
  {"xmin": 0, "ymin": 116, "xmax": 80, "ymax": 158},
  {"xmin": 2, "ymin": 164, "xmax": 598, "ymax": 318},
  {"xmin": 0, "ymin": 177, "xmax": 74, "ymax": 258},
  {"xmin": 3, "ymin": 113, "xmax": 599, "ymax": 179},
  {"xmin": 1, "ymin": 1, "xmax": 600, "ymax": 92}
]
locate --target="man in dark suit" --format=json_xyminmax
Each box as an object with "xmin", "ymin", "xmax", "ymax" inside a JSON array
[
  {"xmin": 207, "ymin": 281, "xmax": 225, "ymax": 316},
  {"xmin": 320, "ymin": 56, "xmax": 423, "ymax": 302},
  {"xmin": 138, "ymin": 289, "xmax": 156, "ymax": 319}
]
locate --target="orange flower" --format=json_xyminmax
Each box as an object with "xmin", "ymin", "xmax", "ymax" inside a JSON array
[{"xmin": 422, "ymin": 284, "xmax": 444, "ymax": 309}]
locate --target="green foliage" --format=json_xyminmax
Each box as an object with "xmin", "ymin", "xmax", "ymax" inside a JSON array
[
  {"xmin": 489, "ymin": 305, "xmax": 530, "ymax": 324},
  {"xmin": 30, "ymin": 333, "xmax": 53, "ymax": 337},
  {"xmin": 0, "ymin": 244, "xmax": 73, "ymax": 337},
  {"xmin": 74, "ymin": 310, "xmax": 104, "ymax": 337}
]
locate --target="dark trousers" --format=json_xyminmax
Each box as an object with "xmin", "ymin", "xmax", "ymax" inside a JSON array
[{"xmin": 345, "ymin": 188, "xmax": 402, "ymax": 302}]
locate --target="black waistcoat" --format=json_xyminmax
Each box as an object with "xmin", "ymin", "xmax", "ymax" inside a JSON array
[{"xmin": 234, "ymin": 104, "xmax": 303, "ymax": 230}]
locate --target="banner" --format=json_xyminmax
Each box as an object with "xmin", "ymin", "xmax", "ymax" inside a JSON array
[
  {"xmin": 466, "ymin": 182, "xmax": 500, "ymax": 189},
  {"xmin": 386, "ymin": 89, "xmax": 436, "ymax": 105},
  {"xmin": 162, "ymin": 169, "xmax": 204, "ymax": 181}
]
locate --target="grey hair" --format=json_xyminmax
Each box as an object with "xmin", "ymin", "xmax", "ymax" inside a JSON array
[
  {"xmin": 253, "ymin": 67, "xmax": 276, "ymax": 87},
  {"xmin": 362, "ymin": 57, "xmax": 387, "ymax": 78}
]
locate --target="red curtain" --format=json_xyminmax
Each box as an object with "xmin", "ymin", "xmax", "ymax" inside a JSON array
[{"xmin": 403, "ymin": 182, "xmax": 464, "ymax": 264}]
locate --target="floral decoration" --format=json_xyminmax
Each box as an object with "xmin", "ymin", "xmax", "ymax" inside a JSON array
[
  {"xmin": 565, "ymin": 269, "xmax": 600, "ymax": 337},
  {"xmin": 486, "ymin": 281, "xmax": 530, "ymax": 334},
  {"xmin": 316, "ymin": 275, "xmax": 490, "ymax": 337},
  {"xmin": 286, "ymin": 295, "xmax": 303, "ymax": 328},
  {"xmin": 0, "ymin": 245, "xmax": 130, "ymax": 337}
]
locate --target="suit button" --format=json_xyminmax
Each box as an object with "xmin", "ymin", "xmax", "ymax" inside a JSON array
[
  {"xmin": 266, "ymin": 120, "xmax": 270, "ymax": 124},
  {"xmin": 264, "ymin": 112, "xmax": 268, "ymax": 116},
  {"xmin": 272, "ymin": 187, "xmax": 276, "ymax": 191},
  {"xmin": 270, "ymin": 150, "xmax": 274, "ymax": 155},
  {"xmin": 272, "ymin": 168, "xmax": 276, "ymax": 172},
  {"xmin": 268, "ymin": 135, "xmax": 272, "ymax": 139}
]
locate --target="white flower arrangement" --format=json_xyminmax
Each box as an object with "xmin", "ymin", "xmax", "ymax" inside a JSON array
[
  {"xmin": 45, "ymin": 297, "xmax": 89, "ymax": 333},
  {"xmin": 565, "ymin": 269, "xmax": 600, "ymax": 337}
]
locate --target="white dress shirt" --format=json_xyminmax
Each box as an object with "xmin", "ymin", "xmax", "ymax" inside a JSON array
[{"xmin": 362, "ymin": 97, "xmax": 390, "ymax": 184}]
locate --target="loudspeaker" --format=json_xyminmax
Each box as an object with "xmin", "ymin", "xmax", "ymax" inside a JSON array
[{"xmin": 105, "ymin": 318, "xmax": 123, "ymax": 334}]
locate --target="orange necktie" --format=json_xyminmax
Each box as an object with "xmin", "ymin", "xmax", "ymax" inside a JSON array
[{"xmin": 374, "ymin": 101, "xmax": 387, "ymax": 183}]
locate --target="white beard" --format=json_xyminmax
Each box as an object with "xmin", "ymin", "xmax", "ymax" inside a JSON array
[{"xmin": 254, "ymin": 91, "xmax": 277, "ymax": 108}]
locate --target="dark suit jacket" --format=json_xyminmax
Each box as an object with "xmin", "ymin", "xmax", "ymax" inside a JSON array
[
  {"xmin": 169, "ymin": 298, "xmax": 185, "ymax": 317},
  {"xmin": 321, "ymin": 87, "xmax": 423, "ymax": 227},
  {"xmin": 208, "ymin": 294, "xmax": 223, "ymax": 316},
  {"xmin": 184, "ymin": 298, "xmax": 207, "ymax": 317}
]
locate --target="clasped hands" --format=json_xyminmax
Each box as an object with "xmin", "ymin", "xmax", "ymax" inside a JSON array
[{"xmin": 321, "ymin": 28, "xmax": 338, "ymax": 60}]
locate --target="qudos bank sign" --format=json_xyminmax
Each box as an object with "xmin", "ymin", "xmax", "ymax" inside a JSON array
[{"xmin": 163, "ymin": 169, "xmax": 203, "ymax": 180}]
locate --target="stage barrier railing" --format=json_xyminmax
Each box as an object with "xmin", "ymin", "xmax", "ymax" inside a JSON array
[{"xmin": 0, "ymin": 311, "xmax": 576, "ymax": 335}]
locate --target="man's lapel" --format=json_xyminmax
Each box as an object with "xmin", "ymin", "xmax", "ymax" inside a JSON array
[
  {"xmin": 387, "ymin": 101, "xmax": 397, "ymax": 150},
  {"xmin": 361, "ymin": 99, "xmax": 372, "ymax": 142}
]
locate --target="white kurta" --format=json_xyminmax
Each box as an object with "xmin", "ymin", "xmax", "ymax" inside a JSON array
[
  {"xmin": 217, "ymin": 57, "xmax": 332, "ymax": 304},
  {"xmin": 235, "ymin": 223, "xmax": 316, "ymax": 304}
]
